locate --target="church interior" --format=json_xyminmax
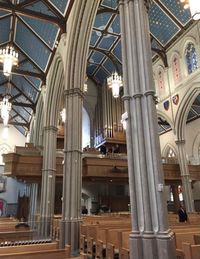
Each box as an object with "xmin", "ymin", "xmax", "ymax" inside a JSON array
[{"xmin": 0, "ymin": 0, "xmax": 200, "ymax": 258}]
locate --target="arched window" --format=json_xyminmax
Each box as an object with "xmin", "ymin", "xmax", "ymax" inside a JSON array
[
  {"xmin": 157, "ymin": 68, "xmax": 165, "ymax": 96},
  {"xmin": 167, "ymin": 147, "xmax": 176, "ymax": 158},
  {"xmin": 82, "ymin": 107, "xmax": 90, "ymax": 149},
  {"xmin": 185, "ymin": 42, "xmax": 198, "ymax": 74},
  {"xmin": 172, "ymin": 55, "xmax": 181, "ymax": 85}
]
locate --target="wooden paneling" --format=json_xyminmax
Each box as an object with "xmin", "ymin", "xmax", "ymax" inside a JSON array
[{"xmin": 3, "ymin": 148, "xmax": 200, "ymax": 183}]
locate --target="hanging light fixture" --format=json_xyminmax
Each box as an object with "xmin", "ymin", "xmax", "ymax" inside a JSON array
[
  {"xmin": 107, "ymin": 71, "xmax": 123, "ymax": 98},
  {"xmin": 180, "ymin": 0, "xmax": 200, "ymax": 20},
  {"xmin": 0, "ymin": 45, "xmax": 18, "ymax": 77},
  {"xmin": 189, "ymin": 0, "xmax": 200, "ymax": 20},
  {"xmin": 0, "ymin": 96, "xmax": 12, "ymax": 126}
]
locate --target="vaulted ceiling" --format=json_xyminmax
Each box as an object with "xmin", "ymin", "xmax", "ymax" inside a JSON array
[{"xmin": 0, "ymin": 0, "xmax": 199, "ymax": 135}]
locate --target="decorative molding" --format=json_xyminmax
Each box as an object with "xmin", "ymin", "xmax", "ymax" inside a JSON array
[{"xmin": 64, "ymin": 88, "xmax": 84, "ymax": 98}]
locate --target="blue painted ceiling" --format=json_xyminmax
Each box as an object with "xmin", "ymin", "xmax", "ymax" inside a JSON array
[
  {"xmin": 0, "ymin": 0, "xmax": 198, "ymax": 135},
  {"xmin": 0, "ymin": 0, "xmax": 71, "ymax": 135}
]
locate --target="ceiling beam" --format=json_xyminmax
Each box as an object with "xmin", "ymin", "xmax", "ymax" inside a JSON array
[
  {"xmin": 0, "ymin": 65, "xmax": 45, "ymax": 81},
  {"xmin": 12, "ymin": 102, "xmax": 35, "ymax": 110},
  {"xmin": 0, "ymin": 2, "xmax": 65, "ymax": 30},
  {"xmin": 0, "ymin": 120, "xmax": 29, "ymax": 128},
  {"xmin": 12, "ymin": 107, "xmax": 29, "ymax": 124},
  {"xmin": 10, "ymin": 81, "xmax": 35, "ymax": 105},
  {"xmin": 153, "ymin": 0, "xmax": 184, "ymax": 29},
  {"xmin": 9, "ymin": 93, "xmax": 21, "ymax": 102},
  {"xmin": 13, "ymin": 43, "xmax": 46, "ymax": 82},
  {"xmin": 17, "ymin": 0, "xmax": 38, "ymax": 8},
  {"xmin": 42, "ymin": 1, "xmax": 64, "ymax": 22},
  {"xmin": 17, "ymin": 15, "xmax": 53, "ymax": 52}
]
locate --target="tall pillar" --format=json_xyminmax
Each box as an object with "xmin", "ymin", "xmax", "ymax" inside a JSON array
[
  {"xmin": 119, "ymin": 1, "xmax": 176, "ymax": 258},
  {"xmin": 176, "ymin": 140, "xmax": 195, "ymax": 212},
  {"xmin": 40, "ymin": 126, "xmax": 57, "ymax": 237},
  {"xmin": 28, "ymin": 183, "xmax": 38, "ymax": 228},
  {"xmin": 60, "ymin": 88, "xmax": 83, "ymax": 255}
]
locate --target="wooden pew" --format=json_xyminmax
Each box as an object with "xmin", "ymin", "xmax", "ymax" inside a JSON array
[
  {"xmin": 0, "ymin": 242, "xmax": 58, "ymax": 254},
  {"xmin": 0, "ymin": 247, "xmax": 70, "ymax": 259},
  {"xmin": 85, "ymin": 221, "xmax": 131, "ymax": 257},
  {"xmin": 106, "ymin": 229, "xmax": 131, "ymax": 259},
  {"xmin": 176, "ymin": 249, "xmax": 184, "ymax": 259},
  {"xmin": 120, "ymin": 231, "xmax": 130, "ymax": 259},
  {"xmin": 182, "ymin": 242, "xmax": 200, "ymax": 259},
  {"xmin": 95, "ymin": 227, "xmax": 131, "ymax": 259},
  {"xmin": 175, "ymin": 231, "xmax": 200, "ymax": 249},
  {"xmin": 0, "ymin": 242, "xmax": 70, "ymax": 259},
  {"xmin": 0, "ymin": 230, "xmax": 33, "ymax": 242}
]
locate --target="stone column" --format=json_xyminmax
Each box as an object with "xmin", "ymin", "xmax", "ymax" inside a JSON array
[
  {"xmin": 176, "ymin": 140, "xmax": 195, "ymax": 212},
  {"xmin": 119, "ymin": 0, "xmax": 176, "ymax": 258},
  {"xmin": 39, "ymin": 126, "xmax": 57, "ymax": 237},
  {"xmin": 171, "ymin": 185, "xmax": 180, "ymax": 213},
  {"xmin": 60, "ymin": 88, "xmax": 83, "ymax": 255},
  {"xmin": 28, "ymin": 183, "xmax": 38, "ymax": 228}
]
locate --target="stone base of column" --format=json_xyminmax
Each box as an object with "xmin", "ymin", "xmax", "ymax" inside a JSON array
[
  {"xmin": 129, "ymin": 230, "xmax": 176, "ymax": 259},
  {"xmin": 59, "ymin": 219, "xmax": 80, "ymax": 255},
  {"xmin": 39, "ymin": 216, "xmax": 51, "ymax": 238}
]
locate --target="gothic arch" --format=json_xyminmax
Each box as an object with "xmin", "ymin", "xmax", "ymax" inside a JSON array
[
  {"xmin": 175, "ymin": 83, "xmax": 200, "ymax": 141},
  {"xmin": 180, "ymin": 36, "xmax": 198, "ymax": 76},
  {"xmin": 192, "ymin": 132, "xmax": 200, "ymax": 162},
  {"xmin": 180, "ymin": 35, "xmax": 197, "ymax": 58},
  {"xmin": 44, "ymin": 54, "xmax": 64, "ymax": 128},
  {"xmin": 157, "ymin": 110, "xmax": 174, "ymax": 130},
  {"xmin": 33, "ymin": 93, "xmax": 44, "ymax": 147},
  {"xmin": 162, "ymin": 143, "xmax": 177, "ymax": 158}
]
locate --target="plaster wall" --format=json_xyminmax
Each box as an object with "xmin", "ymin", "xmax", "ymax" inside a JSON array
[{"xmin": 0, "ymin": 125, "xmax": 26, "ymax": 216}]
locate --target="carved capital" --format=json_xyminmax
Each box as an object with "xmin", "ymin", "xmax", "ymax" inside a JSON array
[
  {"xmin": 175, "ymin": 139, "xmax": 185, "ymax": 145},
  {"xmin": 43, "ymin": 126, "xmax": 58, "ymax": 132},
  {"xmin": 64, "ymin": 88, "xmax": 84, "ymax": 98}
]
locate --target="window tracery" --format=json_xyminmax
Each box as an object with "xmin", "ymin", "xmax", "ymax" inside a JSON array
[
  {"xmin": 185, "ymin": 42, "xmax": 198, "ymax": 74},
  {"xmin": 172, "ymin": 55, "xmax": 181, "ymax": 85}
]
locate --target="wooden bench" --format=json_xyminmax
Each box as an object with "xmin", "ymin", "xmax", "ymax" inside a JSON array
[
  {"xmin": 0, "ymin": 230, "xmax": 34, "ymax": 242},
  {"xmin": 95, "ymin": 227, "xmax": 131, "ymax": 259},
  {"xmin": 175, "ymin": 231, "xmax": 200, "ymax": 249},
  {"xmin": 0, "ymin": 247, "xmax": 70, "ymax": 259},
  {"xmin": 85, "ymin": 222, "xmax": 131, "ymax": 257},
  {"xmin": 0, "ymin": 242, "xmax": 70, "ymax": 259},
  {"xmin": 182, "ymin": 242, "xmax": 200, "ymax": 259},
  {"xmin": 0, "ymin": 242, "xmax": 58, "ymax": 254}
]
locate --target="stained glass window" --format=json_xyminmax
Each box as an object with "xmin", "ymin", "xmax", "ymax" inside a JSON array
[
  {"xmin": 172, "ymin": 55, "xmax": 181, "ymax": 85},
  {"xmin": 158, "ymin": 68, "xmax": 165, "ymax": 96},
  {"xmin": 185, "ymin": 42, "xmax": 198, "ymax": 74}
]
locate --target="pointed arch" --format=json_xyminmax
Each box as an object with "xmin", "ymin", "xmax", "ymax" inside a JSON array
[
  {"xmin": 157, "ymin": 110, "xmax": 174, "ymax": 130},
  {"xmin": 192, "ymin": 132, "xmax": 200, "ymax": 163},
  {"xmin": 44, "ymin": 54, "xmax": 65, "ymax": 128},
  {"xmin": 162, "ymin": 143, "xmax": 177, "ymax": 158},
  {"xmin": 33, "ymin": 93, "xmax": 44, "ymax": 147},
  {"xmin": 175, "ymin": 83, "xmax": 200, "ymax": 141},
  {"xmin": 170, "ymin": 52, "xmax": 182, "ymax": 85}
]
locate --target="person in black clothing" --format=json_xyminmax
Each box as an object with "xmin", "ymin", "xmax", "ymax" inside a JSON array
[
  {"xmin": 100, "ymin": 144, "xmax": 107, "ymax": 155},
  {"xmin": 178, "ymin": 204, "xmax": 188, "ymax": 222},
  {"xmin": 82, "ymin": 206, "xmax": 88, "ymax": 215},
  {"xmin": 113, "ymin": 144, "xmax": 120, "ymax": 153}
]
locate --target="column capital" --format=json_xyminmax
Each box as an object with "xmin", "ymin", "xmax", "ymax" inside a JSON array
[
  {"xmin": 43, "ymin": 126, "xmax": 58, "ymax": 132},
  {"xmin": 175, "ymin": 139, "xmax": 185, "ymax": 145},
  {"xmin": 122, "ymin": 94, "xmax": 132, "ymax": 101},
  {"xmin": 64, "ymin": 88, "xmax": 84, "ymax": 98},
  {"xmin": 118, "ymin": 0, "xmax": 152, "ymax": 9}
]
